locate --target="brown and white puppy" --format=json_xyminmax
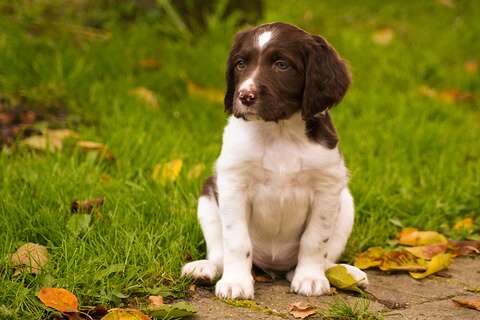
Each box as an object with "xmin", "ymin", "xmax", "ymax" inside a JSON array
[{"xmin": 182, "ymin": 22, "xmax": 368, "ymax": 299}]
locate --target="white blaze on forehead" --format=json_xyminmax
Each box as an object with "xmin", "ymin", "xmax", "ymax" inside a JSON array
[
  {"xmin": 257, "ymin": 31, "xmax": 272, "ymax": 48},
  {"xmin": 239, "ymin": 70, "xmax": 257, "ymax": 90}
]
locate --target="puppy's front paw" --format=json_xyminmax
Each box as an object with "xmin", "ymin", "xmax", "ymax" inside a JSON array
[
  {"xmin": 340, "ymin": 264, "xmax": 369, "ymax": 288},
  {"xmin": 181, "ymin": 260, "xmax": 219, "ymax": 283},
  {"xmin": 215, "ymin": 274, "xmax": 254, "ymax": 299},
  {"xmin": 291, "ymin": 270, "xmax": 330, "ymax": 296}
]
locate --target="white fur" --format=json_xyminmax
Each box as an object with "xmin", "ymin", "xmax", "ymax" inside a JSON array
[
  {"xmin": 257, "ymin": 31, "xmax": 272, "ymax": 48},
  {"xmin": 182, "ymin": 113, "xmax": 367, "ymax": 299}
]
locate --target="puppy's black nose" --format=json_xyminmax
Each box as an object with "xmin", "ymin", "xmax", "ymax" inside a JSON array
[{"xmin": 238, "ymin": 89, "xmax": 257, "ymax": 106}]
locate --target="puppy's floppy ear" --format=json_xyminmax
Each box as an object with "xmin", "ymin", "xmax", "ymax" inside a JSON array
[
  {"xmin": 224, "ymin": 30, "xmax": 249, "ymax": 114},
  {"xmin": 302, "ymin": 35, "xmax": 351, "ymax": 120}
]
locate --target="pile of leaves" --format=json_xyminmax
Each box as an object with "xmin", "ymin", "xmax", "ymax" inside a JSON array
[{"xmin": 354, "ymin": 218, "xmax": 480, "ymax": 279}]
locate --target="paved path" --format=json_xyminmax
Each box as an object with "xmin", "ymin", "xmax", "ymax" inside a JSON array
[{"xmin": 188, "ymin": 256, "xmax": 480, "ymax": 319}]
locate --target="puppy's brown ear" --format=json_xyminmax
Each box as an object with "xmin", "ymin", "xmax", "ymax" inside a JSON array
[{"xmin": 302, "ymin": 35, "xmax": 351, "ymax": 120}]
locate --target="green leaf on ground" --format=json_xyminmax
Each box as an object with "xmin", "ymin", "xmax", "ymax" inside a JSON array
[
  {"xmin": 326, "ymin": 265, "xmax": 364, "ymax": 294},
  {"xmin": 148, "ymin": 301, "xmax": 197, "ymax": 319}
]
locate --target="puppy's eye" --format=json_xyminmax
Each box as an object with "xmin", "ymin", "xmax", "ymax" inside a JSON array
[
  {"xmin": 274, "ymin": 60, "xmax": 289, "ymax": 71},
  {"xmin": 235, "ymin": 59, "xmax": 247, "ymax": 71}
]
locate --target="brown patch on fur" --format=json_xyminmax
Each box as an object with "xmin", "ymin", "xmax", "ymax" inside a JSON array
[
  {"xmin": 201, "ymin": 175, "xmax": 218, "ymax": 203},
  {"xmin": 305, "ymin": 111, "xmax": 338, "ymax": 149}
]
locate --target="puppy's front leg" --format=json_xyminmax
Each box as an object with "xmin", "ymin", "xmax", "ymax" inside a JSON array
[
  {"xmin": 215, "ymin": 183, "xmax": 254, "ymax": 299},
  {"xmin": 291, "ymin": 190, "xmax": 341, "ymax": 296}
]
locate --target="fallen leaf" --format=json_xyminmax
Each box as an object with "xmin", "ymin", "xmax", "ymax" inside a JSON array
[
  {"xmin": 101, "ymin": 308, "xmax": 150, "ymax": 320},
  {"xmin": 137, "ymin": 58, "xmax": 160, "ymax": 70},
  {"xmin": 379, "ymin": 250, "xmax": 427, "ymax": 272},
  {"xmin": 186, "ymin": 80, "xmax": 224, "ymax": 104},
  {"xmin": 405, "ymin": 243, "xmax": 448, "ymax": 260},
  {"xmin": 148, "ymin": 295, "xmax": 163, "ymax": 308},
  {"xmin": 187, "ymin": 163, "xmax": 205, "ymax": 179},
  {"xmin": 188, "ymin": 284, "xmax": 196, "ymax": 293},
  {"xmin": 354, "ymin": 247, "xmax": 384, "ymax": 269},
  {"xmin": 129, "ymin": 87, "xmax": 159, "ymax": 109},
  {"xmin": 37, "ymin": 288, "xmax": 79, "ymax": 313},
  {"xmin": 464, "ymin": 60, "xmax": 478, "ymax": 74},
  {"xmin": 252, "ymin": 270, "xmax": 273, "ymax": 283},
  {"xmin": 77, "ymin": 141, "xmax": 115, "ymax": 160},
  {"xmin": 147, "ymin": 301, "xmax": 196, "ymax": 319},
  {"xmin": 152, "ymin": 159, "xmax": 183, "ymax": 184},
  {"xmin": 67, "ymin": 214, "xmax": 91, "ymax": 236},
  {"xmin": 371, "ymin": 28, "xmax": 394, "ymax": 45},
  {"xmin": 452, "ymin": 296, "xmax": 480, "ymax": 311},
  {"xmin": 21, "ymin": 129, "xmax": 78, "ymax": 152},
  {"xmin": 448, "ymin": 240, "xmax": 480, "ymax": 256},
  {"xmin": 397, "ymin": 228, "xmax": 448, "ymax": 246},
  {"xmin": 326, "ymin": 265, "xmax": 363, "ymax": 294},
  {"xmin": 410, "ymin": 253, "xmax": 452, "ymax": 279},
  {"xmin": 288, "ymin": 301, "xmax": 317, "ymax": 319},
  {"xmin": 439, "ymin": 89, "xmax": 475, "ymax": 104},
  {"xmin": 71, "ymin": 197, "xmax": 104, "ymax": 213},
  {"xmin": 10, "ymin": 243, "xmax": 49, "ymax": 275},
  {"xmin": 454, "ymin": 217, "xmax": 474, "ymax": 232}
]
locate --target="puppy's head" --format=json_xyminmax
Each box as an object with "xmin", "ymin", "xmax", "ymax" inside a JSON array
[{"xmin": 224, "ymin": 22, "xmax": 351, "ymax": 121}]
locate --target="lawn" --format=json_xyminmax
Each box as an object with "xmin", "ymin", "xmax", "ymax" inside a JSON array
[{"xmin": 0, "ymin": 0, "xmax": 479, "ymax": 318}]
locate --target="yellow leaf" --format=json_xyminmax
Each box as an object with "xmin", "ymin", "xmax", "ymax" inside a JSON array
[
  {"xmin": 129, "ymin": 87, "xmax": 159, "ymax": 109},
  {"xmin": 409, "ymin": 253, "xmax": 452, "ymax": 279},
  {"xmin": 454, "ymin": 217, "xmax": 474, "ymax": 232},
  {"xmin": 379, "ymin": 250, "xmax": 427, "ymax": 272},
  {"xmin": 464, "ymin": 60, "xmax": 478, "ymax": 74},
  {"xmin": 354, "ymin": 247, "xmax": 384, "ymax": 269},
  {"xmin": 288, "ymin": 301, "xmax": 317, "ymax": 319},
  {"xmin": 10, "ymin": 243, "xmax": 49, "ymax": 275},
  {"xmin": 325, "ymin": 265, "xmax": 363, "ymax": 293},
  {"xmin": 77, "ymin": 140, "xmax": 115, "ymax": 160},
  {"xmin": 187, "ymin": 163, "xmax": 205, "ymax": 179},
  {"xmin": 397, "ymin": 228, "xmax": 448, "ymax": 246},
  {"xmin": 101, "ymin": 308, "xmax": 150, "ymax": 320},
  {"xmin": 405, "ymin": 243, "xmax": 448, "ymax": 260},
  {"xmin": 152, "ymin": 160, "xmax": 183, "ymax": 184},
  {"xmin": 37, "ymin": 288, "xmax": 79, "ymax": 313},
  {"xmin": 371, "ymin": 28, "xmax": 394, "ymax": 45},
  {"xmin": 453, "ymin": 296, "xmax": 480, "ymax": 311},
  {"xmin": 186, "ymin": 80, "xmax": 224, "ymax": 104}
]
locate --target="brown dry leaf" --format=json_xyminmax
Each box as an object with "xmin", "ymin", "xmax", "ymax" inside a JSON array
[
  {"xmin": 129, "ymin": 87, "xmax": 159, "ymax": 109},
  {"xmin": 379, "ymin": 250, "xmax": 427, "ymax": 272},
  {"xmin": 397, "ymin": 228, "xmax": 448, "ymax": 246},
  {"xmin": 188, "ymin": 284, "xmax": 196, "ymax": 293},
  {"xmin": 464, "ymin": 60, "xmax": 478, "ymax": 74},
  {"xmin": 354, "ymin": 247, "xmax": 384, "ymax": 269},
  {"xmin": 148, "ymin": 295, "xmax": 164, "ymax": 308},
  {"xmin": 187, "ymin": 163, "xmax": 205, "ymax": 180},
  {"xmin": 439, "ymin": 89, "xmax": 475, "ymax": 104},
  {"xmin": 186, "ymin": 80, "xmax": 224, "ymax": 104},
  {"xmin": 10, "ymin": 243, "xmax": 49, "ymax": 275},
  {"xmin": 449, "ymin": 240, "xmax": 480, "ymax": 256},
  {"xmin": 77, "ymin": 140, "xmax": 115, "ymax": 160},
  {"xmin": 410, "ymin": 253, "xmax": 453, "ymax": 279},
  {"xmin": 152, "ymin": 159, "xmax": 183, "ymax": 184},
  {"xmin": 452, "ymin": 296, "xmax": 480, "ymax": 311},
  {"xmin": 371, "ymin": 28, "xmax": 394, "ymax": 45},
  {"xmin": 405, "ymin": 243, "xmax": 448, "ymax": 260},
  {"xmin": 37, "ymin": 288, "xmax": 79, "ymax": 313},
  {"xmin": 454, "ymin": 217, "xmax": 474, "ymax": 232},
  {"xmin": 71, "ymin": 197, "xmax": 104, "ymax": 213},
  {"xmin": 288, "ymin": 301, "xmax": 317, "ymax": 319},
  {"xmin": 137, "ymin": 58, "xmax": 160, "ymax": 70},
  {"xmin": 101, "ymin": 308, "xmax": 150, "ymax": 320},
  {"xmin": 252, "ymin": 270, "xmax": 273, "ymax": 283},
  {"xmin": 22, "ymin": 129, "xmax": 78, "ymax": 152}
]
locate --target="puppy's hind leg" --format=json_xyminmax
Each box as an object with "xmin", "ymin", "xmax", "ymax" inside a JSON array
[
  {"xmin": 182, "ymin": 177, "xmax": 223, "ymax": 283},
  {"xmin": 325, "ymin": 188, "xmax": 368, "ymax": 288}
]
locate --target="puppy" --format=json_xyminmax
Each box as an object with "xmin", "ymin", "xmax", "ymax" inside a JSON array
[{"xmin": 182, "ymin": 22, "xmax": 368, "ymax": 299}]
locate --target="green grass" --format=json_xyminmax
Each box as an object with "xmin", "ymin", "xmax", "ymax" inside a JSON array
[
  {"xmin": 322, "ymin": 298, "xmax": 383, "ymax": 320},
  {"xmin": 1, "ymin": 0, "xmax": 479, "ymax": 318}
]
